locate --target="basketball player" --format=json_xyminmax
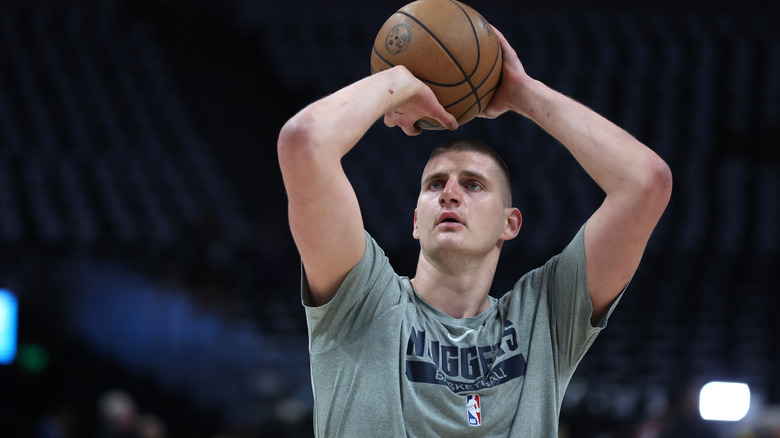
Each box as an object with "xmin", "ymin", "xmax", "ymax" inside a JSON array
[{"xmin": 277, "ymin": 26, "xmax": 672, "ymax": 436}]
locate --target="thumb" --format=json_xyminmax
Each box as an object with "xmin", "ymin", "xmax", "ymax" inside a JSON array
[
  {"xmin": 429, "ymin": 111, "xmax": 458, "ymax": 131},
  {"xmin": 383, "ymin": 112, "xmax": 398, "ymax": 128}
]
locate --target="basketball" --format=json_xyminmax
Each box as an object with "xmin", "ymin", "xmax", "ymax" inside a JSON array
[{"xmin": 370, "ymin": 0, "xmax": 503, "ymax": 130}]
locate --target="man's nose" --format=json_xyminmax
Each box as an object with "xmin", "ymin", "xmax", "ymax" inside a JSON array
[{"xmin": 439, "ymin": 179, "xmax": 462, "ymax": 205}]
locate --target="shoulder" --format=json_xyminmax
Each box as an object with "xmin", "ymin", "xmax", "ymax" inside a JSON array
[
  {"xmin": 304, "ymin": 232, "xmax": 412, "ymax": 344},
  {"xmin": 303, "ymin": 231, "xmax": 390, "ymax": 305},
  {"xmin": 498, "ymin": 225, "xmax": 588, "ymax": 305}
]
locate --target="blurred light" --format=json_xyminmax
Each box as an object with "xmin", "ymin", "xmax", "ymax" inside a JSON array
[
  {"xmin": 0, "ymin": 289, "xmax": 18, "ymax": 365},
  {"xmin": 699, "ymin": 381, "xmax": 751, "ymax": 421},
  {"xmin": 18, "ymin": 343, "xmax": 49, "ymax": 373}
]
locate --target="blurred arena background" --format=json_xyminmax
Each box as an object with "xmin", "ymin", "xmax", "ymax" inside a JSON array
[{"xmin": 0, "ymin": 0, "xmax": 778, "ymax": 436}]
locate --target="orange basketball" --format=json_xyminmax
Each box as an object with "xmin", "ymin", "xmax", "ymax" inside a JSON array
[{"xmin": 370, "ymin": 0, "xmax": 502, "ymax": 130}]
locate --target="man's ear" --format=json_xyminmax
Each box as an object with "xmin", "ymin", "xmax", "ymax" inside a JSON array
[
  {"xmin": 501, "ymin": 208, "xmax": 522, "ymax": 241},
  {"xmin": 413, "ymin": 209, "xmax": 420, "ymax": 240}
]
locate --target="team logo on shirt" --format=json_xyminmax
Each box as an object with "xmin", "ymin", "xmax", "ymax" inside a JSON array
[
  {"xmin": 466, "ymin": 394, "xmax": 481, "ymax": 426},
  {"xmin": 404, "ymin": 319, "xmax": 527, "ymax": 393}
]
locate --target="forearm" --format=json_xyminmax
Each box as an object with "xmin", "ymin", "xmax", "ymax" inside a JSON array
[
  {"xmin": 278, "ymin": 66, "xmax": 420, "ymax": 162},
  {"xmin": 514, "ymin": 78, "xmax": 669, "ymax": 196}
]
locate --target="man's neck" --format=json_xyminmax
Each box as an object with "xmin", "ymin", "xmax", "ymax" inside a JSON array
[{"xmin": 411, "ymin": 251, "xmax": 499, "ymax": 319}]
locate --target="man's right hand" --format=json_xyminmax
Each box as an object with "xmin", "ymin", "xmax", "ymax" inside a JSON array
[{"xmin": 383, "ymin": 68, "xmax": 458, "ymax": 136}]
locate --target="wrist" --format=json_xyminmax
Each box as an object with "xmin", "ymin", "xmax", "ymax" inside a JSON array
[
  {"xmin": 376, "ymin": 65, "xmax": 421, "ymax": 107},
  {"xmin": 511, "ymin": 76, "xmax": 552, "ymax": 119}
]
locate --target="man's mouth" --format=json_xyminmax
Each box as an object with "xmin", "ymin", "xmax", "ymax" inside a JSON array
[{"xmin": 437, "ymin": 212, "xmax": 464, "ymax": 227}]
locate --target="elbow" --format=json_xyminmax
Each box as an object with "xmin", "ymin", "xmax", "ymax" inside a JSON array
[
  {"xmin": 277, "ymin": 110, "xmax": 316, "ymax": 164},
  {"xmin": 276, "ymin": 109, "xmax": 314, "ymax": 156},
  {"xmin": 639, "ymin": 154, "xmax": 673, "ymax": 209},
  {"xmin": 648, "ymin": 155, "xmax": 673, "ymax": 196}
]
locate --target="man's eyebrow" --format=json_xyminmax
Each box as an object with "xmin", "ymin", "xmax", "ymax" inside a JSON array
[
  {"xmin": 422, "ymin": 172, "xmax": 448, "ymax": 186},
  {"xmin": 460, "ymin": 169, "xmax": 489, "ymax": 182},
  {"xmin": 421, "ymin": 170, "xmax": 490, "ymax": 186}
]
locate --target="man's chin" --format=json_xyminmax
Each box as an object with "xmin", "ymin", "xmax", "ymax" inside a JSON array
[
  {"xmin": 435, "ymin": 222, "xmax": 466, "ymax": 231},
  {"xmin": 425, "ymin": 233, "xmax": 469, "ymax": 252}
]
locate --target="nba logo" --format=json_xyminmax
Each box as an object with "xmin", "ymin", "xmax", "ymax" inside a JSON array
[{"xmin": 466, "ymin": 394, "xmax": 481, "ymax": 426}]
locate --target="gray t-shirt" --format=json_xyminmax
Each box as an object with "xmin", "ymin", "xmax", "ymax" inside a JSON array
[{"xmin": 303, "ymin": 226, "xmax": 620, "ymax": 437}]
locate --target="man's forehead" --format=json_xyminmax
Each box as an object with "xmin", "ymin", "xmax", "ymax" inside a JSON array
[{"xmin": 422, "ymin": 150, "xmax": 498, "ymax": 178}]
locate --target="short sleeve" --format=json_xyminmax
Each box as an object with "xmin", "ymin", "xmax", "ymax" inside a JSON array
[
  {"xmin": 302, "ymin": 231, "xmax": 404, "ymax": 353},
  {"xmin": 547, "ymin": 224, "xmax": 624, "ymax": 371}
]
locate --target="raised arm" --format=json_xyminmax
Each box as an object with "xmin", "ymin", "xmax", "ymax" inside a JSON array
[
  {"xmin": 278, "ymin": 66, "xmax": 457, "ymax": 306},
  {"xmin": 481, "ymin": 28, "xmax": 672, "ymax": 324}
]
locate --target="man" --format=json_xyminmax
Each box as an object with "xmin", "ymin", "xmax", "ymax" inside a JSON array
[{"xmin": 277, "ymin": 26, "xmax": 671, "ymax": 437}]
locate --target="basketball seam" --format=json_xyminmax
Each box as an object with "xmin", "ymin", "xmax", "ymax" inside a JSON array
[
  {"xmin": 453, "ymin": 41, "xmax": 501, "ymax": 120},
  {"xmin": 372, "ymin": 36, "xmax": 497, "ymax": 91},
  {"xmin": 474, "ymin": 28, "xmax": 501, "ymax": 90},
  {"xmin": 446, "ymin": 0, "xmax": 481, "ymax": 79},
  {"xmin": 372, "ymin": 1, "xmax": 501, "ymax": 125},
  {"xmin": 396, "ymin": 9, "xmax": 482, "ymax": 114},
  {"xmin": 440, "ymin": 1, "xmax": 484, "ymax": 114},
  {"xmin": 371, "ymin": 46, "xmax": 469, "ymax": 88}
]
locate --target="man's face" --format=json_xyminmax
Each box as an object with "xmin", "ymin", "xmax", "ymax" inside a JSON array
[{"xmin": 413, "ymin": 150, "xmax": 518, "ymax": 259}]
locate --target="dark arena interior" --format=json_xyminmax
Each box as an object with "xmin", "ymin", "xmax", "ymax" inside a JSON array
[{"xmin": 0, "ymin": 0, "xmax": 778, "ymax": 436}]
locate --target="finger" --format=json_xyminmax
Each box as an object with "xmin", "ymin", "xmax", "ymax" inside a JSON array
[
  {"xmin": 476, "ymin": 110, "xmax": 497, "ymax": 120},
  {"xmin": 440, "ymin": 113, "xmax": 458, "ymax": 131},
  {"xmin": 492, "ymin": 25, "xmax": 510, "ymax": 49},
  {"xmin": 491, "ymin": 25, "xmax": 504, "ymax": 40},
  {"xmin": 383, "ymin": 113, "xmax": 398, "ymax": 128},
  {"xmin": 429, "ymin": 112, "xmax": 458, "ymax": 131},
  {"xmin": 490, "ymin": 26, "xmax": 516, "ymax": 59},
  {"xmin": 402, "ymin": 124, "xmax": 422, "ymax": 136},
  {"xmin": 422, "ymin": 106, "xmax": 458, "ymax": 131}
]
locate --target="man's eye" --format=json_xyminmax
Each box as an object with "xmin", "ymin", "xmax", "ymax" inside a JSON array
[
  {"xmin": 466, "ymin": 182, "xmax": 482, "ymax": 190},
  {"xmin": 430, "ymin": 181, "xmax": 443, "ymax": 190}
]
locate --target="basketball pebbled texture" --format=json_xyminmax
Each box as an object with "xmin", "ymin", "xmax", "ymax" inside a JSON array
[{"xmin": 370, "ymin": 0, "xmax": 503, "ymax": 130}]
